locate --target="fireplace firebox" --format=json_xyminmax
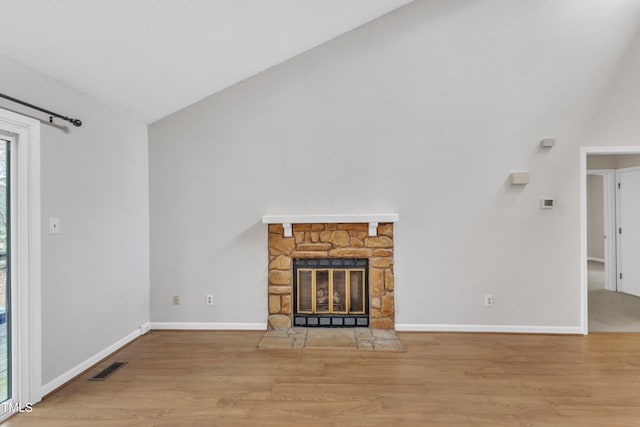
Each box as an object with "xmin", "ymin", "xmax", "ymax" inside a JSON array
[{"xmin": 293, "ymin": 258, "xmax": 369, "ymax": 327}]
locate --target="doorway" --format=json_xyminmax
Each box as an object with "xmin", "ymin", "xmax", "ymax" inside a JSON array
[{"xmin": 582, "ymin": 148, "xmax": 640, "ymax": 333}]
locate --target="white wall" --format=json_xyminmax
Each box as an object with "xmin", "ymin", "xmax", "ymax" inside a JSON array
[
  {"xmin": 0, "ymin": 54, "xmax": 150, "ymax": 385},
  {"xmin": 149, "ymin": 0, "xmax": 640, "ymax": 331},
  {"xmin": 585, "ymin": 11, "xmax": 640, "ymax": 148}
]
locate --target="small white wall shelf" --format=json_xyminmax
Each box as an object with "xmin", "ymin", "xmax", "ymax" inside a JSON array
[
  {"xmin": 262, "ymin": 213, "xmax": 399, "ymax": 237},
  {"xmin": 509, "ymin": 172, "xmax": 530, "ymax": 185},
  {"xmin": 540, "ymin": 138, "xmax": 556, "ymax": 147}
]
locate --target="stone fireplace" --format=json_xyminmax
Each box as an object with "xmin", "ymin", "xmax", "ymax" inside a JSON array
[{"xmin": 263, "ymin": 214, "xmax": 398, "ymax": 330}]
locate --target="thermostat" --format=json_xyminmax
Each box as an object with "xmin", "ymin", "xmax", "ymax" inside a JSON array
[{"xmin": 541, "ymin": 198, "xmax": 554, "ymax": 209}]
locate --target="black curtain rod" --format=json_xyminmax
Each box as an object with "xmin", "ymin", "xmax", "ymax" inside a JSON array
[{"xmin": 0, "ymin": 92, "xmax": 82, "ymax": 127}]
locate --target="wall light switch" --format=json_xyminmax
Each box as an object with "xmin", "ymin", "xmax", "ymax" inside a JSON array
[{"xmin": 49, "ymin": 217, "xmax": 61, "ymax": 234}]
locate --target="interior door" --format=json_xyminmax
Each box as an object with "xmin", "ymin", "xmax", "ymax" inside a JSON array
[{"xmin": 616, "ymin": 167, "xmax": 640, "ymax": 297}]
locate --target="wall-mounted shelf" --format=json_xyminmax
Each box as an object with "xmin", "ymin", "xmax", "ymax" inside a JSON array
[
  {"xmin": 509, "ymin": 172, "xmax": 530, "ymax": 185},
  {"xmin": 261, "ymin": 213, "xmax": 399, "ymax": 237}
]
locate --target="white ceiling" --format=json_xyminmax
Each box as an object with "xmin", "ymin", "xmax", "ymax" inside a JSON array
[{"xmin": 0, "ymin": 0, "xmax": 413, "ymax": 123}]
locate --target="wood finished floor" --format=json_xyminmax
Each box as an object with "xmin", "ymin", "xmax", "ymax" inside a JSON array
[{"xmin": 5, "ymin": 330, "xmax": 640, "ymax": 426}]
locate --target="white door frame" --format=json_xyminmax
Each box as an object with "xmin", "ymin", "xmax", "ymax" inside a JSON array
[
  {"xmin": 0, "ymin": 108, "xmax": 42, "ymax": 420},
  {"xmin": 581, "ymin": 146, "xmax": 640, "ymax": 335},
  {"xmin": 586, "ymin": 169, "xmax": 616, "ymax": 291}
]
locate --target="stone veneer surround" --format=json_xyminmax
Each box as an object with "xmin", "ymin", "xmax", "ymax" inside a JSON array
[{"xmin": 267, "ymin": 222, "xmax": 395, "ymax": 330}]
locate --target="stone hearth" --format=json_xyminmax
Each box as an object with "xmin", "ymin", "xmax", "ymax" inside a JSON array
[
  {"xmin": 266, "ymin": 221, "xmax": 395, "ymax": 330},
  {"xmin": 257, "ymin": 327, "xmax": 404, "ymax": 351}
]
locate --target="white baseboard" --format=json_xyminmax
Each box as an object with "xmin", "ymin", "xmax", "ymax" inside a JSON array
[
  {"xmin": 139, "ymin": 321, "xmax": 151, "ymax": 335},
  {"xmin": 41, "ymin": 326, "xmax": 143, "ymax": 396},
  {"xmin": 150, "ymin": 322, "xmax": 267, "ymax": 331},
  {"xmin": 153, "ymin": 322, "xmax": 580, "ymax": 334},
  {"xmin": 587, "ymin": 257, "xmax": 605, "ymax": 263},
  {"xmin": 395, "ymin": 324, "xmax": 584, "ymax": 334}
]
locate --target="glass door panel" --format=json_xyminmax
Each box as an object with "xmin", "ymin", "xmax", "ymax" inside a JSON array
[
  {"xmin": 349, "ymin": 270, "xmax": 364, "ymax": 313},
  {"xmin": 332, "ymin": 270, "xmax": 347, "ymax": 313},
  {"xmin": 297, "ymin": 270, "xmax": 313, "ymax": 313},
  {"xmin": 0, "ymin": 139, "xmax": 9, "ymax": 403},
  {"xmin": 315, "ymin": 270, "xmax": 329, "ymax": 313}
]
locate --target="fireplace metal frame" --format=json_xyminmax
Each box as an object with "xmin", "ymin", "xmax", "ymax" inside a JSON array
[{"xmin": 292, "ymin": 258, "xmax": 369, "ymax": 327}]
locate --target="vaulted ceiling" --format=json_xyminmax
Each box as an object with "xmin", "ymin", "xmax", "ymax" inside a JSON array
[{"xmin": 0, "ymin": 0, "xmax": 413, "ymax": 123}]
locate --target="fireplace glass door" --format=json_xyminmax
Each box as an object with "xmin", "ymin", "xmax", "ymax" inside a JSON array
[
  {"xmin": 297, "ymin": 268, "xmax": 365, "ymax": 315},
  {"xmin": 293, "ymin": 258, "xmax": 369, "ymax": 327}
]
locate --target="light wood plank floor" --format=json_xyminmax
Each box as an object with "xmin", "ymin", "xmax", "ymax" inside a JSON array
[{"xmin": 5, "ymin": 330, "xmax": 640, "ymax": 426}]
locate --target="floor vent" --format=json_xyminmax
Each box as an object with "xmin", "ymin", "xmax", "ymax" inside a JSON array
[{"xmin": 89, "ymin": 362, "xmax": 127, "ymax": 381}]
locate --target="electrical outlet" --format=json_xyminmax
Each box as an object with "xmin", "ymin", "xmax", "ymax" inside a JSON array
[
  {"xmin": 485, "ymin": 294, "xmax": 494, "ymax": 307},
  {"xmin": 206, "ymin": 294, "xmax": 214, "ymax": 306},
  {"xmin": 173, "ymin": 295, "xmax": 180, "ymax": 305}
]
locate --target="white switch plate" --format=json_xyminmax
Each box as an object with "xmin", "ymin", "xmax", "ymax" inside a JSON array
[{"xmin": 49, "ymin": 217, "xmax": 60, "ymax": 234}]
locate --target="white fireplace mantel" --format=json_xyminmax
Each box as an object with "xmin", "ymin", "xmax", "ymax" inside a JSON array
[{"xmin": 261, "ymin": 213, "xmax": 399, "ymax": 237}]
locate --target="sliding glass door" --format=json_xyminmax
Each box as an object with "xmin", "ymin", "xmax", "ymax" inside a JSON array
[
  {"xmin": 0, "ymin": 109, "xmax": 42, "ymax": 420},
  {"xmin": 0, "ymin": 138, "xmax": 9, "ymax": 404}
]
